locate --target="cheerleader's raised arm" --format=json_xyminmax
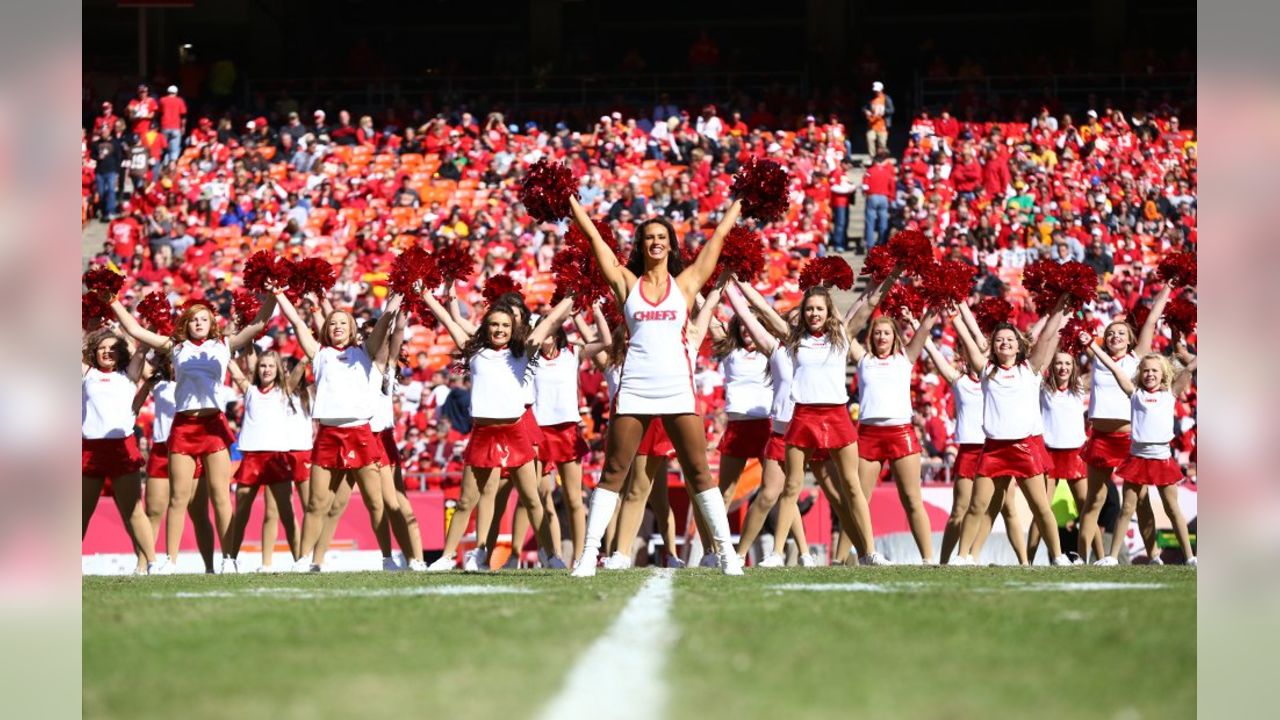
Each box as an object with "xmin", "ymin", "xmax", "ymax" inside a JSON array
[{"xmin": 677, "ymin": 202, "xmax": 742, "ymax": 302}]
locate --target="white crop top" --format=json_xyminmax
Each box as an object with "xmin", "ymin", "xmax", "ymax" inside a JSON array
[
  {"xmin": 151, "ymin": 380, "xmax": 177, "ymax": 443},
  {"xmin": 857, "ymin": 352, "xmax": 914, "ymax": 426},
  {"xmin": 311, "ymin": 345, "xmax": 374, "ymax": 425},
  {"xmin": 82, "ymin": 367, "xmax": 137, "ymax": 440},
  {"xmin": 1089, "ymin": 352, "xmax": 1138, "ymax": 421},
  {"xmin": 1041, "ymin": 385, "xmax": 1087, "ymax": 449},
  {"xmin": 952, "ymin": 374, "xmax": 985, "ymax": 445},
  {"xmin": 469, "ymin": 347, "xmax": 529, "ymax": 420},
  {"xmin": 789, "ymin": 332, "xmax": 849, "ymax": 405},
  {"xmin": 721, "ymin": 348, "xmax": 771, "ymax": 420},
  {"xmin": 532, "ymin": 347, "xmax": 582, "ymax": 426},
  {"xmin": 981, "ymin": 361, "xmax": 1040, "ymax": 440},
  {"xmin": 237, "ymin": 385, "xmax": 293, "ymax": 452},
  {"xmin": 171, "ymin": 338, "xmax": 230, "ymax": 412}
]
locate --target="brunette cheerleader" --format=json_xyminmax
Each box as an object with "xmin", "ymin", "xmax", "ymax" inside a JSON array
[
  {"xmin": 82, "ymin": 329, "xmax": 155, "ymax": 571},
  {"xmin": 371, "ymin": 309, "xmax": 427, "ymax": 571},
  {"xmin": 1086, "ymin": 340, "xmax": 1197, "ymax": 566},
  {"xmin": 133, "ymin": 353, "xmax": 215, "ymax": 574},
  {"xmin": 954, "ymin": 296, "xmax": 1074, "ymax": 566},
  {"xmin": 110, "ymin": 293, "xmax": 276, "ymax": 573},
  {"xmin": 851, "ymin": 305, "xmax": 939, "ymax": 563},
  {"xmin": 223, "ymin": 351, "xmax": 307, "ymax": 572},
  {"xmin": 1079, "ymin": 285, "xmax": 1171, "ymax": 562},
  {"xmin": 569, "ymin": 195, "xmax": 745, "ymax": 576},
  {"xmin": 1029, "ymin": 346, "xmax": 1094, "ymax": 563},
  {"xmin": 922, "ymin": 328, "xmax": 1027, "ymax": 566},
  {"xmin": 272, "ymin": 289, "xmax": 399, "ymax": 572},
  {"xmin": 423, "ymin": 291, "xmax": 574, "ymax": 570}
]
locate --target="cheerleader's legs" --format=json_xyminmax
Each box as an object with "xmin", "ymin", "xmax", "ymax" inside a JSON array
[
  {"xmin": 82, "ymin": 476, "xmax": 106, "ymax": 538},
  {"xmin": 1136, "ymin": 489, "xmax": 1159, "ymax": 558},
  {"xmin": 814, "ymin": 461, "xmax": 855, "ymax": 563},
  {"xmin": 164, "ymin": 453, "xmax": 201, "ymax": 560},
  {"xmin": 313, "ymin": 474, "xmax": 353, "ymax": 565},
  {"xmin": 1106, "ymin": 483, "xmax": 1144, "ymax": 560},
  {"xmin": 97, "ymin": 472, "xmax": 154, "ymax": 566},
  {"xmin": 958, "ymin": 476, "xmax": 997, "ymax": 556},
  {"xmin": 1015, "ymin": 474, "xmax": 1063, "ymax": 559},
  {"xmin": 391, "ymin": 466, "xmax": 423, "ymax": 563},
  {"xmin": 555, "ymin": 460, "xmax": 586, "ymax": 562},
  {"xmin": 537, "ymin": 474, "xmax": 563, "ymax": 560},
  {"xmin": 507, "ymin": 461, "xmax": 556, "ymax": 560},
  {"xmin": 199, "ymin": 449, "xmax": 235, "ymax": 557},
  {"xmin": 298, "ymin": 467, "xmax": 343, "ymax": 563},
  {"xmin": 940, "ymin": 477, "xmax": 974, "ymax": 563},
  {"xmin": 578, "ymin": 415, "xmax": 648, "ymax": 568},
  {"xmin": 439, "ymin": 466, "xmax": 490, "ymax": 559},
  {"xmin": 484, "ymin": 476, "xmax": 517, "ymax": 559},
  {"xmin": 734, "ymin": 457, "xmax": 786, "ymax": 559},
  {"xmin": 266, "ymin": 482, "xmax": 299, "ymax": 563},
  {"xmin": 717, "ymin": 455, "xmax": 750, "ymax": 511},
  {"xmin": 228, "ymin": 484, "xmax": 260, "ymax": 559},
  {"xmin": 378, "ymin": 465, "xmax": 416, "ymax": 563},
  {"xmin": 1025, "ymin": 476, "xmax": 1057, "ymax": 563},
  {"xmin": 663, "ymin": 414, "xmax": 739, "ymax": 559},
  {"xmin": 773, "ymin": 458, "xmax": 812, "ymax": 561},
  {"xmin": 190, "ymin": 476, "xmax": 216, "ymax": 572},
  {"xmin": 809, "ymin": 443, "xmax": 874, "ymax": 559},
  {"xmin": 1156, "ymin": 484, "xmax": 1195, "ymax": 560},
  {"xmin": 891, "ymin": 455, "xmax": 933, "ymax": 561},
  {"xmin": 614, "ymin": 454, "xmax": 664, "ymax": 561},
  {"xmin": 648, "ymin": 469, "xmax": 679, "ymax": 563},
  {"xmin": 1073, "ymin": 472, "xmax": 1108, "ymax": 561}
]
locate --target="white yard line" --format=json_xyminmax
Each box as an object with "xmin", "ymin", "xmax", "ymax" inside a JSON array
[{"xmin": 536, "ymin": 569, "xmax": 677, "ymax": 720}]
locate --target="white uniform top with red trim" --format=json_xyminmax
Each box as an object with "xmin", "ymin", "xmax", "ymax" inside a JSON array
[
  {"xmin": 857, "ymin": 351, "xmax": 913, "ymax": 426},
  {"xmin": 789, "ymin": 331, "xmax": 850, "ymax": 406},
  {"xmin": 171, "ymin": 338, "xmax": 230, "ymax": 413},
  {"xmin": 981, "ymin": 361, "xmax": 1040, "ymax": 440},
  {"xmin": 311, "ymin": 344, "xmax": 374, "ymax": 426},
  {"xmin": 769, "ymin": 347, "xmax": 796, "ymax": 432},
  {"xmin": 369, "ymin": 366, "xmax": 395, "ymax": 433},
  {"xmin": 469, "ymin": 347, "xmax": 530, "ymax": 420},
  {"xmin": 1130, "ymin": 388, "xmax": 1175, "ymax": 458},
  {"xmin": 1089, "ymin": 352, "xmax": 1138, "ymax": 421},
  {"xmin": 532, "ymin": 346, "xmax": 582, "ymax": 425},
  {"xmin": 721, "ymin": 348, "xmax": 771, "ymax": 420},
  {"xmin": 286, "ymin": 390, "xmax": 314, "ymax": 451},
  {"xmin": 1041, "ymin": 385, "xmax": 1087, "ymax": 449},
  {"xmin": 237, "ymin": 385, "xmax": 293, "ymax": 452},
  {"xmin": 952, "ymin": 374, "xmax": 984, "ymax": 445},
  {"xmin": 82, "ymin": 367, "xmax": 137, "ymax": 440},
  {"xmin": 617, "ymin": 278, "xmax": 694, "ymax": 415},
  {"xmin": 151, "ymin": 380, "xmax": 177, "ymax": 443}
]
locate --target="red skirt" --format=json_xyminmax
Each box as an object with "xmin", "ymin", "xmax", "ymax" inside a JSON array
[
  {"xmin": 82, "ymin": 436, "xmax": 144, "ymax": 478},
  {"xmin": 146, "ymin": 441, "xmax": 205, "ymax": 479},
  {"xmin": 1028, "ymin": 435, "xmax": 1052, "ymax": 474},
  {"xmin": 520, "ymin": 406, "xmax": 543, "ymax": 447},
  {"xmin": 857, "ymin": 423, "xmax": 921, "ymax": 462},
  {"xmin": 312, "ymin": 423, "xmax": 382, "ymax": 470},
  {"xmin": 378, "ymin": 428, "xmax": 400, "ymax": 468},
  {"xmin": 168, "ymin": 412, "xmax": 235, "ymax": 457},
  {"xmin": 289, "ymin": 449, "xmax": 312, "ymax": 483},
  {"xmin": 539, "ymin": 422, "xmax": 589, "ymax": 465},
  {"xmin": 765, "ymin": 432, "xmax": 829, "ymax": 463},
  {"xmin": 783, "ymin": 404, "xmax": 857, "ymax": 451},
  {"xmin": 719, "ymin": 418, "xmax": 771, "ymax": 459},
  {"xmin": 1082, "ymin": 429, "xmax": 1132, "ymax": 470},
  {"xmin": 638, "ymin": 418, "xmax": 675, "ymax": 459},
  {"xmin": 1045, "ymin": 446, "xmax": 1087, "ymax": 479},
  {"xmin": 235, "ymin": 450, "xmax": 295, "ymax": 486},
  {"xmin": 977, "ymin": 437, "xmax": 1044, "ymax": 480},
  {"xmin": 954, "ymin": 444, "xmax": 983, "ymax": 479},
  {"xmin": 1115, "ymin": 455, "xmax": 1182, "ymax": 486},
  {"xmin": 464, "ymin": 421, "xmax": 536, "ymax": 469}
]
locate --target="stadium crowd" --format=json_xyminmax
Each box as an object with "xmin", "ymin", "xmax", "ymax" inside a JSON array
[{"xmin": 82, "ymin": 82, "xmax": 1197, "ymax": 497}]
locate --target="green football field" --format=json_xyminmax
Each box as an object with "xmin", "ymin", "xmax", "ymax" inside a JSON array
[{"xmin": 83, "ymin": 566, "xmax": 1195, "ymax": 720}]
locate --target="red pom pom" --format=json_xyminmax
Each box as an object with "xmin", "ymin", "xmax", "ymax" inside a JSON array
[
  {"xmin": 243, "ymin": 251, "xmax": 291, "ymax": 293},
  {"xmin": 1127, "ymin": 303, "xmax": 1151, "ymax": 332},
  {"xmin": 799, "ymin": 256, "xmax": 855, "ymax": 291},
  {"xmin": 83, "ymin": 266, "xmax": 124, "ymax": 298},
  {"xmin": 482, "ymin": 274, "xmax": 524, "ymax": 307},
  {"xmin": 432, "ymin": 241, "xmax": 475, "ymax": 287},
  {"xmin": 1156, "ymin": 251, "xmax": 1197, "ymax": 288},
  {"xmin": 718, "ymin": 225, "xmax": 766, "ymax": 282},
  {"xmin": 137, "ymin": 292, "xmax": 175, "ymax": 336},
  {"xmin": 730, "ymin": 157, "xmax": 790, "ymax": 222},
  {"xmin": 886, "ymin": 230, "xmax": 935, "ymax": 276},
  {"xmin": 519, "ymin": 159, "xmax": 578, "ymax": 223},
  {"xmin": 290, "ymin": 258, "xmax": 337, "ymax": 298},
  {"xmin": 881, "ymin": 283, "xmax": 925, "ymax": 322},
  {"xmin": 1022, "ymin": 260, "xmax": 1098, "ymax": 313},
  {"xmin": 860, "ymin": 246, "xmax": 897, "ymax": 284},
  {"xmin": 918, "ymin": 260, "xmax": 976, "ymax": 310},
  {"xmin": 1057, "ymin": 261, "xmax": 1099, "ymax": 311},
  {"xmin": 973, "ymin": 297, "xmax": 1013, "ymax": 335},
  {"xmin": 599, "ymin": 295, "xmax": 624, "ymax": 331},
  {"xmin": 1058, "ymin": 317, "xmax": 1093, "ymax": 356},
  {"xmin": 553, "ymin": 221, "xmax": 621, "ymax": 313},
  {"xmin": 82, "ymin": 293, "xmax": 112, "ymax": 331},
  {"xmin": 1164, "ymin": 294, "xmax": 1197, "ymax": 336},
  {"xmin": 232, "ymin": 290, "xmax": 262, "ymax": 326}
]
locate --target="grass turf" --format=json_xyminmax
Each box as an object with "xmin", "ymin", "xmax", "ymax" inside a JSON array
[{"xmin": 84, "ymin": 566, "xmax": 1194, "ymax": 720}]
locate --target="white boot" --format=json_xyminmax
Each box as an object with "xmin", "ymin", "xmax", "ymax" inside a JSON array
[
  {"xmin": 572, "ymin": 488, "xmax": 619, "ymax": 578},
  {"xmin": 693, "ymin": 488, "xmax": 743, "ymax": 576}
]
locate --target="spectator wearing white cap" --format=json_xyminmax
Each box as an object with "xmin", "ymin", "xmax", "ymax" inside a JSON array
[
  {"xmin": 863, "ymin": 81, "xmax": 894, "ymax": 155},
  {"xmin": 158, "ymin": 85, "xmax": 187, "ymax": 165}
]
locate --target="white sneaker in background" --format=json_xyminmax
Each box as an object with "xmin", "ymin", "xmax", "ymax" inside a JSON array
[
  {"xmin": 426, "ymin": 554, "xmax": 456, "ymax": 572},
  {"xmin": 571, "ymin": 550, "xmax": 599, "ymax": 578},
  {"xmin": 291, "ymin": 556, "xmax": 313, "ymax": 573},
  {"xmin": 1094, "ymin": 556, "xmax": 1119, "ymax": 567},
  {"xmin": 719, "ymin": 553, "xmax": 745, "ymax": 576},
  {"xmin": 462, "ymin": 548, "xmax": 487, "ymax": 572},
  {"xmin": 1148, "ymin": 554, "xmax": 1164, "ymax": 566},
  {"xmin": 220, "ymin": 557, "xmax": 239, "ymax": 574},
  {"xmin": 1051, "ymin": 554, "xmax": 1073, "ymax": 567},
  {"xmin": 757, "ymin": 553, "xmax": 785, "ymax": 568},
  {"xmin": 256, "ymin": 565, "xmax": 276, "ymax": 573},
  {"xmin": 407, "ymin": 559, "xmax": 428, "ymax": 572},
  {"xmin": 946, "ymin": 555, "xmax": 971, "ymax": 566},
  {"xmin": 149, "ymin": 557, "xmax": 175, "ymax": 575},
  {"xmin": 1186, "ymin": 556, "xmax": 1197, "ymax": 568},
  {"xmin": 603, "ymin": 552, "xmax": 632, "ymax": 570},
  {"xmin": 860, "ymin": 552, "xmax": 893, "ymax": 566}
]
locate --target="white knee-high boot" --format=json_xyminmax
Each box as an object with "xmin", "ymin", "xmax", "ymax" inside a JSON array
[
  {"xmin": 693, "ymin": 487, "xmax": 744, "ymax": 576},
  {"xmin": 571, "ymin": 488, "xmax": 618, "ymax": 577}
]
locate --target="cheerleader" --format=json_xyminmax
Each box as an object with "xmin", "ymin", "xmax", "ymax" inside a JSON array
[
  {"xmin": 224, "ymin": 351, "xmax": 305, "ymax": 572},
  {"xmin": 608, "ymin": 288, "xmax": 721, "ymax": 569},
  {"xmin": 711, "ymin": 283, "xmax": 772, "ymax": 514},
  {"xmin": 1086, "ymin": 341, "xmax": 1197, "ymax": 566},
  {"xmin": 954, "ymin": 296, "xmax": 1074, "ymax": 566},
  {"xmin": 110, "ymin": 293, "xmax": 276, "ymax": 573},
  {"xmin": 851, "ymin": 306, "xmax": 939, "ymax": 563},
  {"xmin": 371, "ymin": 309, "xmax": 427, "ymax": 571},
  {"xmin": 923, "ymin": 327, "xmax": 1027, "ymax": 566},
  {"xmin": 133, "ymin": 353, "xmax": 216, "ymax": 574},
  {"xmin": 568, "ymin": 196, "xmax": 745, "ymax": 576},
  {"xmin": 82, "ymin": 329, "xmax": 155, "ymax": 571},
  {"xmin": 272, "ymin": 289, "xmax": 400, "ymax": 572},
  {"xmin": 423, "ymin": 291, "xmax": 575, "ymax": 570},
  {"xmin": 283, "ymin": 356, "xmax": 314, "ymax": 555},
  {"xmin": 1079, "ymin": 285, "xmax": 1172, "ymax": 562},
  {"xmin": 1030, "ymin": 347, "xmax": 1094, "ymax": 563}
]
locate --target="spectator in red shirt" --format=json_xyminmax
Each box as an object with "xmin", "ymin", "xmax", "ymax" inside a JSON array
[
  {"xmin": 158, "ymin": 86, "xmax": 187, "ymax": 166},
  {"xmin": 862, "ymin": 150, "xmax": 895, "ymax": 251},
  {"xmin": 93, "ymin": 101, "xmax": 118, "ymax": 138},
  {"xmin": 126, "ymin": 84, "xmax": 158, "ymax": 138}
]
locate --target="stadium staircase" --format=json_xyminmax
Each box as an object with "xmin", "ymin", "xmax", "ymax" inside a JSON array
[{"xmin": 830, "ymin": 152, "xmax": 870, "ymax": 384}]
